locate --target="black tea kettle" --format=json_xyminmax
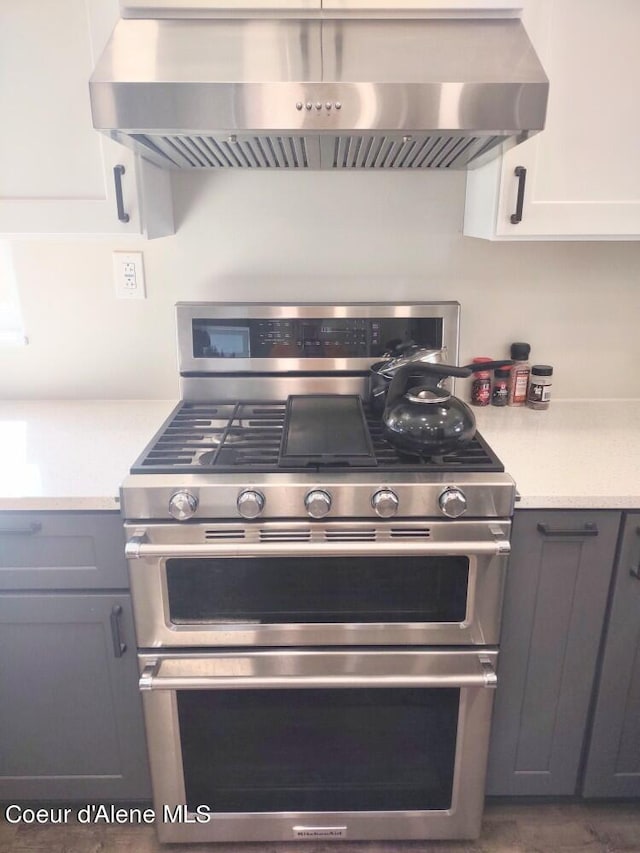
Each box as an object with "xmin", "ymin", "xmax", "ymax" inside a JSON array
[{"xmin": 382, "ymin": 360, "xmax": 512, "ymax": 457}]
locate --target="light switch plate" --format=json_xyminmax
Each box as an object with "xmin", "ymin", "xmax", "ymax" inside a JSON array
[{"xmin": 113, "ymin": 251, "xmax": 146, "ymax": 299}]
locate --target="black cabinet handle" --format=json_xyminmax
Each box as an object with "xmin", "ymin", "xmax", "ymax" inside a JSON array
[
  {"xmin": 0, "ymin": 522, "xmax": 42, "ymax": 535},
  {"xmin": 510, "ymin": 166, "xmax": 527, "ymax": 224},
  {"xmin": 536, "ymin": 522, "xmax": 599, "ymax": 538},
  {"xmin": 113, "ymin": 165, "xmax": 130, "ymax": 224},
  {"xmin": 631, "ymin": 527, "xmax": 640, "ymax": 578},
  {"xmin": 110, "ymin": 605, "xmax": 127, "ymax": 658}
]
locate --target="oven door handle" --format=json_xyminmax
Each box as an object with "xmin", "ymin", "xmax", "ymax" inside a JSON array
[
  {"xmin": 125, "ymin": 534, "xmax": 510, "ymax": 559},
  {"xmin": 139, "ymin": 656, "xmax": 498, "ymax": 691}
]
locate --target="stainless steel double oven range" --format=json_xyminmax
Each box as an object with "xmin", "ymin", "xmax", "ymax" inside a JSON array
[{"xmin": 121, "ymin": 302, "xmax": 515, "ymax": 844}]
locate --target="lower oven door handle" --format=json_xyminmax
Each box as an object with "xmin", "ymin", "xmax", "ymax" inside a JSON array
[
  {"xmin": 126, "ymin": 538, "xmax": 510, "ymax": 559},
  {"xmin": 139, "ymin": 659, "xmax": 498, "ymax": 691}
]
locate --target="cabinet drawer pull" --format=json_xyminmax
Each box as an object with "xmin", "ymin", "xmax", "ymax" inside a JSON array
[
  {"xmin": 110, "ymin": 605, "xmax": 127, "ymax": 658},
  {"xmin": 510, "ymin": 166, "xmax": 527, "ymax": 224},
  {"xmin": 536, "ymin": 522, "xmax": 599, "ymax": 538},
  {"xmin": 0, "ymin": 522, "xmax": 42, "ymax": 536},
  {"xmin": 113, "ymin": 165, "xmax": 130, "ymax": 224}
]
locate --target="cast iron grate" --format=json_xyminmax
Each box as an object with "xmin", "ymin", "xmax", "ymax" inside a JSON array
[{"xmin": 130, "ymin": 400, "xmax": 504, "ymax": 474}]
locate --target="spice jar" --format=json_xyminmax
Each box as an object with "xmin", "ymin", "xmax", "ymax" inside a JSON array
[
  {"xmin": 491, "ymin": 367, "xmax": 510, "ymax": 407},
  {"xmin": 507, "ymin": 342, "xmax": 531, "ymax": 406},
  {"xmin": 527, "ymin": 365, "xmax": 553, "ymax": 410},
  {"xmin": 470, "ymin": 357, "xmax": 492, "ymax": 406}
]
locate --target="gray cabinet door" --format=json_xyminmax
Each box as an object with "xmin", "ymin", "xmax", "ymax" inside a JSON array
[
  {"xmin": 0, "ymin": 593, "xmax": 151, "ymax": 801},
  {"xmin": 487, "ymin": 510, "xmax": 620, "ymax": 796},
  {"xmin": 583, "ymin": 512, "xmax": 640, "ymax": 797},
  {"xmin": 0, "ymin": 512, "xmax": 128, "ymax": 590}
]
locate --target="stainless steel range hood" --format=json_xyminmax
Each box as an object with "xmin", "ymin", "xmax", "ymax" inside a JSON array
[{"xmin": 90, "ymin": 16, "xmax": 548, "ymax": 171}]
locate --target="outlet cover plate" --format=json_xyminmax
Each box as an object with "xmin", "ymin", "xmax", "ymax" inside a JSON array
[{"xmin": 113, "ymin": 251, "xmax": 146, "ymax": 299}]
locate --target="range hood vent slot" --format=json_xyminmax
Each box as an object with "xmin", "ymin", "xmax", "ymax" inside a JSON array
[
  {"xmin": 332, "ymin": 135, "xmax": 503, "ymax": 170},
  {"xmin": 134, "ymin": 134, "xmax": 312, "ymax": 169}
]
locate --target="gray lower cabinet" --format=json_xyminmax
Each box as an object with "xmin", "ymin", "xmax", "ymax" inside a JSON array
[
  {"xmin": 0, "ymin": 512, "xmax": 151, "ymax": 802},
  {"xmin": 583, "ymin": 512, "xmax": 640, "ymax": 797},
  {"xmin": 487, "ymin": 510, "xmax": 621, "ymax": 796}
]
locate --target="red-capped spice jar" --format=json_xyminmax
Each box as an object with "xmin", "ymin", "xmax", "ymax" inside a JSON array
[{"xmin": 470, "ymin": 357, "xmax": 493, "ymax": 406}]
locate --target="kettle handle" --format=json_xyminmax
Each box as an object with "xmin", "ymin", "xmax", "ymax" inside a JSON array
[
  {"xmin": 411, "ymin": 359, "xmax": 514, "ymax": 380},
  {"xmin": 384, "ymin": 363, "xmax": 467, "ymax": 410}
]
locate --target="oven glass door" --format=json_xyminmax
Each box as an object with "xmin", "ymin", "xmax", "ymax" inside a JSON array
[
  {"xmin": 166, "ymin": 554, "xmax": 468, "ymax": 624},
  {"xmin": 178, "ymin": 687, "xmax": 458, "ymax": 812}
]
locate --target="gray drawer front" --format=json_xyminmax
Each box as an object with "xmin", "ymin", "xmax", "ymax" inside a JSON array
[{"xmin": 0, "ymin": 512, "xmax": 128, "ymax": 589}]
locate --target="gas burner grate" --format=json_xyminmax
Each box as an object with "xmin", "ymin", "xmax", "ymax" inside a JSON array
[{"xmin": 131, "ymin": 400, "xmax": 504, "ymax": 474}]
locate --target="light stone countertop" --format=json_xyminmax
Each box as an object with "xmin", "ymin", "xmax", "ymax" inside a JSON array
[
  {"xmin": 0, "ymin": 400, "xmax": 177, "ymax": 511},
  {"xmin": 0, "ymin": 399, "xmax": 638, "ymax": 512},
  {"xmin": 473, "ymin": 401, "xmax": 640, "ymax": 509}
]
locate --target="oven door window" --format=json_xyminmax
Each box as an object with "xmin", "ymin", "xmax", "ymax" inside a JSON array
[
  {"xmin": 177, "ymin": 688, "xmax": 459, "ymax": 812},
  {"xmin": 165, "ymin": 556, "xmax": 468, "ymax": 624}
]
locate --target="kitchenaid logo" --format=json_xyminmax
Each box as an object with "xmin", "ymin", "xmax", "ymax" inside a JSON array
[
  {"xmin": 293, "ymin": 826, "xmax": 347, "ymax": 839},
  {"xmin": 3, "ymin": 804, "xmax": 210, "ymax": 825}
]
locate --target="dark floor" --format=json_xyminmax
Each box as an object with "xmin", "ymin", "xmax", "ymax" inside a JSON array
[{"xmin": 1, "ymin": 803, "xmax": 639, "ymax": 853}]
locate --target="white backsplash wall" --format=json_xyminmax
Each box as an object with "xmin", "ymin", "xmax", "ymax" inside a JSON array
[{"xmin": 3, "ymin": 169, "xmax": 640, "ymax": 400}]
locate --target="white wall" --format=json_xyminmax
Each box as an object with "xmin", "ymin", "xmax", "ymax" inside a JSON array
[{"xmin": 3, "ymin": 169, "xmax": 640, "ymax": 400}]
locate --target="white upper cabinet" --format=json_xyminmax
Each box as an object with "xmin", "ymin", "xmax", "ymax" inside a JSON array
[
  {"xmin": 121, "ymin": 1, "xmax": 519, "ymax": 12},
  {"xmin": 464, "ymin": 0, "xmax": 640, "ymax": 240},
  {"xmin": 120, "ymin": 0, "xmax": 320, "ymax": 12},
  {"xmin": 0, "ymin": 0, "xmax": 173, "ymax": 238},
  {"xmin": 322, "ymin": 1, "xmax": 521, "ymax": 12}
]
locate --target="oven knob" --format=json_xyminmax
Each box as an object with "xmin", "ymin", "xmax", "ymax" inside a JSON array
[
  {"xmin": 439, "ymin": 488, "xmax": 468, "ymax": 518},
  {"xmin": 305, "ymin": 489, "xmax": 332, "ymax": 518},
  {"xmin": 237, "ymin": 489, "xmax": 265, "ymax": 519},
  {"xmin": 371, "ymin": 489, "xmax": 399, "ymax": 518},
  {"xmin": 168, "ymin": 490, "xmax": 198, "ymax": 521}
]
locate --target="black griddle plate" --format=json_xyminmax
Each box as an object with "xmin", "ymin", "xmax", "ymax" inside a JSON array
[{"xmin": 279, "ymin": 395, "xmax": 376, "ymax": 468}]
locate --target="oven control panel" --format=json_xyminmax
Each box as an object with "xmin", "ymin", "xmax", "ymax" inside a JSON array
[{"xmin": 190, "ymin": 315, "xmax": 443, "ymax": 360}]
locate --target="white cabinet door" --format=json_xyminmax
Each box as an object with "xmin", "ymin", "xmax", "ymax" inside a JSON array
[
  {"xmin": 123, "ymin": 0, "xmax": 516, "ymax": 11},
  {"xmin": 464, "ymin": 0, "xmax": 640, "ymax": 240},
  {"xmin": 0, "ymin": 0, "xmax": 173, "ymax": 238},
  {"xmin": 121, "ymin": 0, "xmax": 320, "ymax": 12},
  {"xmin": 322, "ymin": 1, "xmax": 520, "ymax": 11}
]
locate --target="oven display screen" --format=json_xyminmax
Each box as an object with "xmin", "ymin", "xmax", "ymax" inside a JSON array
[
  {"xmin": 192, "ymin": 316, "xmax": 443, "ymax": 359},
  {"xmin": 193, "ymin": 323, "xmax": 250, "ymax": 359}
]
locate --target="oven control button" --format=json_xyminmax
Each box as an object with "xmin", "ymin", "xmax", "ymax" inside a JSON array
[
  {"xmin": 305, "ymin": 489, "xmax": 332, "ymax": 518},
  {"xmin": 439, "ymin": 488, "xmax": 468, "ymax": 518},
  {"xmin": 237, "ymin": 489, "xmax": 265, "ymax": 519},
  {"xmin": 371, "ymin": 489, "xmax": 399, "ymax": 518},
  {"xmin": 168, "ymin": 490, "xmax": 198, "ymax": 521}
]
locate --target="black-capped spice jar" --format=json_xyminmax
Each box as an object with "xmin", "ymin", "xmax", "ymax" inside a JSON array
[
  {"xmin": 470, "ymin": 357, "xmax": 492, "ymax": 406},
  {"xmin": 527, "ymin": 365, "xmax": 553, "ymax": 410},
  {"xmin": 491, "ymin": 367, "xmax": 510, "ymax": 407},
  {"xmin": 507, "ymin": 342, "xmax": 531, "ymax": 406}
]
